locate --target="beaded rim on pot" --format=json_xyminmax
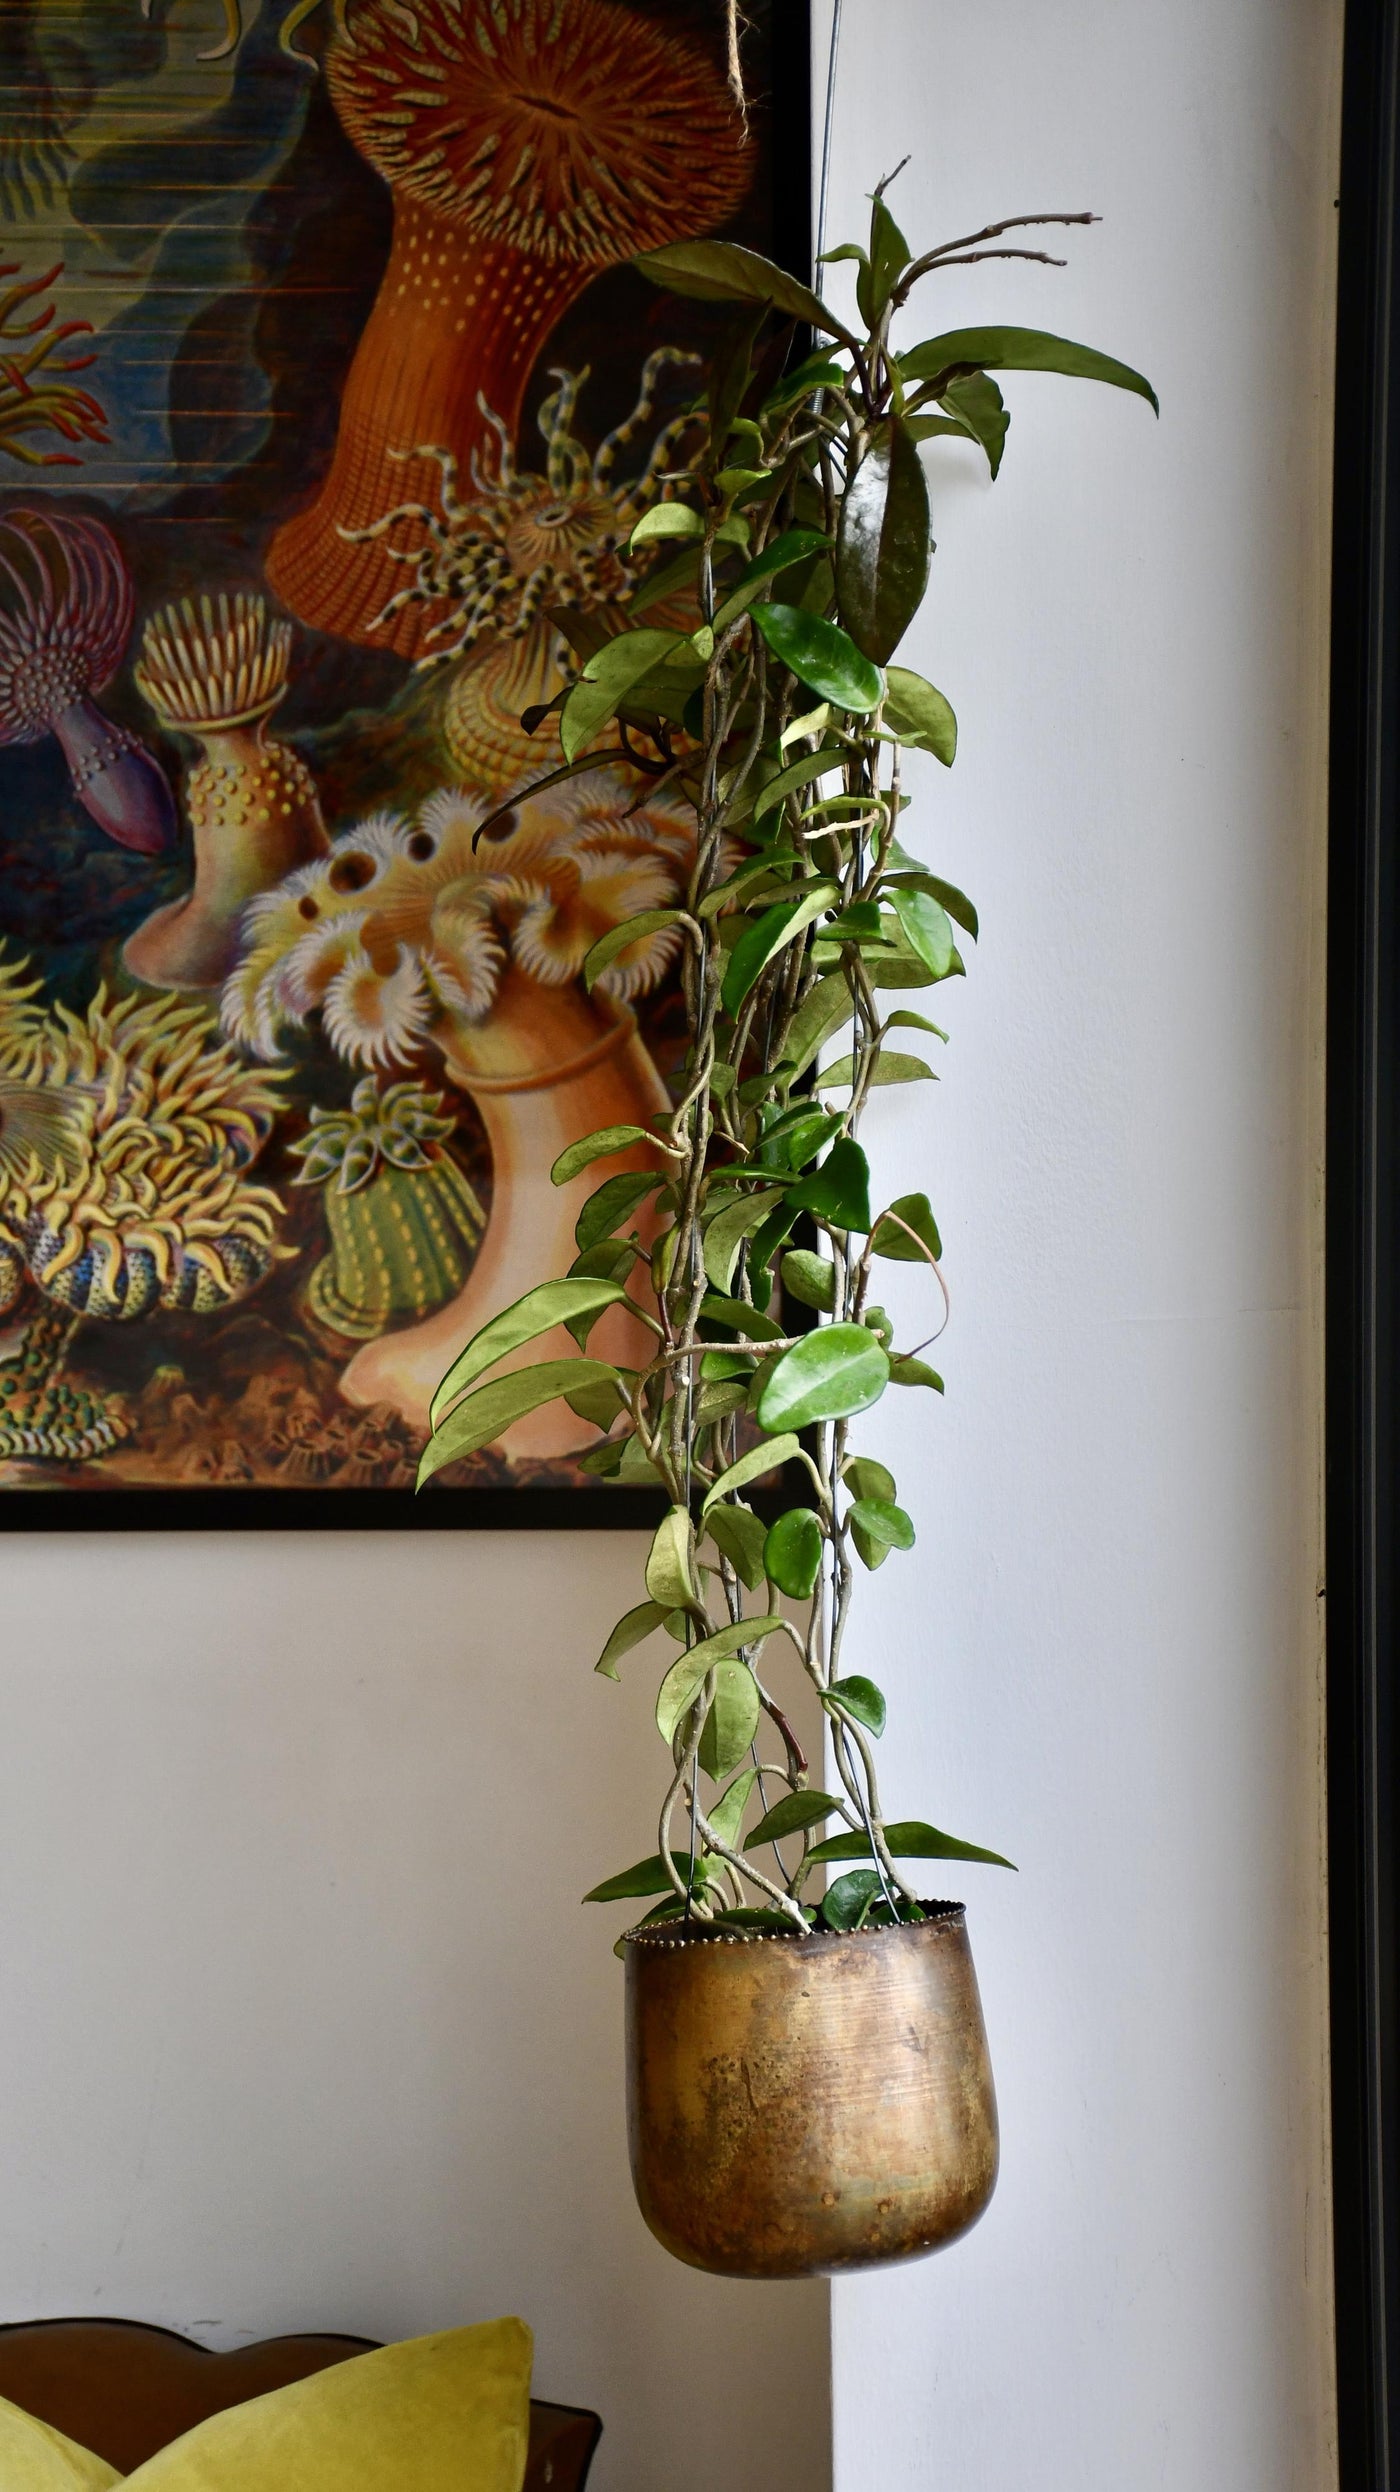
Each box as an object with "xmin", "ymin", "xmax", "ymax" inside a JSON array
[{"xmin": 623, "ymin": 1902, "xmax": 967, "ymax": 1951}]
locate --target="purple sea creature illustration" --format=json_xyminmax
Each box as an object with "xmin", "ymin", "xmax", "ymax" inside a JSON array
[{"xmin": 0, "ymin": 508, "xmax": 176, "ymax": 854}]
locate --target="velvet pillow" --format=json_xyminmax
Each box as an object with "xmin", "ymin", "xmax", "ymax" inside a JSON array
[{"xmin": 0, "ymin": 2322, "xmax": 531, "ymax": 2492}]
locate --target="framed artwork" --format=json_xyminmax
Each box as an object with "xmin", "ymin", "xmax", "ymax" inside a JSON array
[
  {"xmin": 0, "ymin": 0, "xmax": 811, "ymax": 1526},
  {"xmin": 1329, "ymin": 0, "xmax": 1400, "ymax": 2472}
]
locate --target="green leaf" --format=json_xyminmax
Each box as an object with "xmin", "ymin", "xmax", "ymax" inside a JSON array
[
  {"xmin": 764, "ymin": 1506, "xmax": 824, "ymax": 1598},
  {"xmin": 574, "ymin": 1170, "xmax": 662, "ymax": 1255},
  {"xmin": 706, "ymin": 1500, "xmax": 770, "ymax": 1590},
  {"xmin": 884, "ymin": 1009, "xmax": 950, "ymax": 1041},
  {"xmin": 646, "ymin": 1506, "xmax": 697, "ymax": 1611},
  {"xmin": 551, "ymin": 1124, "xmax": 655, "ymax": 1186},
  {"xmin": 634, "ymin": 239, "xmax": 857, "ymax": 345},
  {"xmin": 698, "ymin": 1295, "xmax": 785, "ymax": 1342},
  {"xmin": 752, "ymin": 604, "xmax": 884, "ymax": 713},
  {"xmin": 847, "ymin": 1495, "xmax": 915, "ymax": 1550},
  {"xmin": 712, "ymin": 528, "xmax": 833, "ymax": 632},
  {"xmin": 583, "ymin": 908, "xmax": 687, "ymax": 991},
  {"xmin": 941, "ymin": 371, "xmax": 1009, "ymax": 478},
  {"xmin": 820, "ymin": 1868, "xmax": 884, "ymax": 1930},
  {"xmin": 885, "ymin": 871, "xmax": 978, "ymax": 939},
  {"xmin": 785, "ymin": 1137, "xmax": 872, "ymax": 1231},
  {"xmin": 564, "ymin": 1374, "xmax": 629, "ymax": 1428},
  {"xmin": 890, "ymin": 886, "xmax": 955, "ymax": 979},
  {"xmin": 763, "ymin": 349, "xmax": 848, "ymax": 413},
  {"xmin": 702, "ymin": 1185, "xmax": 787, "ymax": 1293},
  {"xmin": 836, "ymin": 416, "xmax": 932, "ymax": 664},
  {"xmin": 863, "ymin": 194, "xmax": 911, "ymax": 325},
  {"xmin": 747, "ymin": 1199, "xmax": 798, "ymax": 1296},
  {"xmin": 899, "ymin": 325, "xmax": 1158, "ymax": 412},
  {"xmin": 656, "ymin": 1619, "xmax": 781, "ymax": 1743},
  {"xmin": 758, "ymin": 1324, "xmax": 889, "ymax": 1432},
  {"xmin": 872, "ymin": 1191, "xmax": 943, "ymax": 1262},
  {"xmin": 616, "ymin": 1431, "xmax": 668, "ymax": 1486},
  {"xmin": 826, "ymin": 1675, "xmax": 886, "ymax": 1736},
  {"xmin": 843, "ymin": 1455, "xmax": 896, "ymax": 1502},
  {"xmin": 584, "ymin": 1851, "xmax": 710, "ymax": 1902},
  {"xmin": 751, "ymin": 743, "xmax": 847, "ymax": 827},
  {"xmin": 883, "ymin": 665, "xmax": 957, "ymax": 765},
  {"xmin": 777, "ymin": 972, "xmax": 855, "ymax": 1078},
  {"xmin": 808, "ymin": 1819, "xmax": 1017, "ymax": 1870},
  {"xmin": 698, "ymin": 1664, "xmax": 761, "ymax": 1779},
  {"xmin": 559, "ymin": 627, "xmax": 685, "ymax": 759},
  {"xmin": 703, "ymin": 1433, "xmax": 802, "ymax": 1513},
  {"xmin": 706, "ymin": 1766, "xmax": 759, "ymax": 1854},
  {"xmin": 629, "ymin": 501, "xmax": 703, "ymax": 549},
  {"xmin": 596, "ymin": 1600, "xmax": 671, "ymax": 1680},
  {"xmin": 780, "ymin": 1249, "xmax": 836, "ymax": 1313},
  {"xmin": 888, "ymin": 1354, "xmax": 944, "ymax": 1390},
  {"xmin": 720, "ymin": 883, "xmax": 840, "ymax": 1018},
  {"xmin": 746, "ymin": 1789, "xmax": 841, "ymax": 1848},
  {"xmin": 418, "ymin": 1358, "xmax": 617, "ymax": 1486},
  {"xmin": 850, "ymin": 1516, "xmax": 892, "ymax": 1571},
  {"xmin": 429, "ymin": 1279, "xmax": 629, "ymax": 1430},
  {"xmin": 814, "ymin": 1050, "xmax": 936, "ymax": 1092}
]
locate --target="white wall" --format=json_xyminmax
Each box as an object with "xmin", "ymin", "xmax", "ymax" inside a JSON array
[
  {"xmin": 0, "ymin": 1533, "xmax": 828, "ymax": 2491},
  {"xmin": 818, "ymin": 1, "xmax": 1340, "ymax": 2487}
]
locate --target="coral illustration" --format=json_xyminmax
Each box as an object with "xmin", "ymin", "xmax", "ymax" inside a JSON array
[
  {"xmin": 0, "ymin": 953, "xmax": 289, "ymax": 1464},
  {"xmin": 0, "ymin": 261, "xmax": 107, "ymax": 467},
  {"xmin": 0, "ymin": 508, "xmax": 177, "ymax": 854},
  {"xmin": 290, "ymin": 1075, "xmax": 487, "ymax": 1339},
  {"xmin": 128, "ymin": 592, "xmax": 331, "ymax": 990},
  {"xmin": 265, "ymin": 0, "xmax": 749, "ymax": 650}
]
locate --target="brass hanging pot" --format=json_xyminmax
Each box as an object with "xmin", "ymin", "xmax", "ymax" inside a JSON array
[{"xmin": 624, "ymin": 1904, "xmax": 998, "ymax": 2279}]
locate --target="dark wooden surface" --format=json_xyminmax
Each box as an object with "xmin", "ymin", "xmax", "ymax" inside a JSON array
[{"xmin": 0, "ymin": 2317, "xmax": 600, "ymax": 2489}]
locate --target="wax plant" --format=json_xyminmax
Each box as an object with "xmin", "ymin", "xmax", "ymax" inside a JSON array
[{"xmin": 418, "ymin": 177, "xmax": 1157, "ymax": 1937}]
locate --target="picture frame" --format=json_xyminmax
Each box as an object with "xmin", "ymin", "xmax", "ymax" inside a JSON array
[{"xmin": 0, "ymin": 0, "xmax": 812, "ymax": 1531}]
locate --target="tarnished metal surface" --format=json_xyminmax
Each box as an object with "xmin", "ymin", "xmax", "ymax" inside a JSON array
[{"xmin": 624, "ymin": 1905, "xmax": 999, "ymax": 2278}]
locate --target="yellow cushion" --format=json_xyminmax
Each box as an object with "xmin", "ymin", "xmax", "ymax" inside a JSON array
[
  {"xmin": 0, "ymin": 2397, "xmax": 120, "ymax": 2489},
  {"xmin": 0, "ymin": 2322, "xmax": 531, "ymax": 2492}
]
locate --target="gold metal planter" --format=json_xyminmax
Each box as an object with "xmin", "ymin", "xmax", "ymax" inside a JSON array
[{"xmin": 624, "ymin": 1905, "xmax": 998, "ymax": 2279}]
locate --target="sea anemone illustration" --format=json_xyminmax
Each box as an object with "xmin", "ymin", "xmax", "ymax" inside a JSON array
[
  {"xmin": 0, "ymin": 260, "xmax": 108, "ymax": 468},
  {"xmin": 0, "ymin": 953, "xmax": 288, "ymax": 1465},
  {"xmin": 222, "ymin": 772, "xmax": 693, "ymax": 1442},
  {"xmin": 127, "ymin": 591, "xmax": 331, "ymax": 990},
  {"xmin": 0, "ymin": 508, "xmax": 177, "ymax": 855},
  {"xmin": 264, "ymin": 0, "xmax": 749, "ymax": 651},
  {"xmin": 344, "ymin": 350, "xmax": 703, "ymax": 788},
  {"xmin": 290, "ymin": 1075, "xmax": 487, "ymax": 1340}
]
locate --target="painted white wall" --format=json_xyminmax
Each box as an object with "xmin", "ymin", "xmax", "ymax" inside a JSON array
[
  {"xmin": 817, "ymin": 0, "xmax": 1340, "ymax": 2486},
  {"xmin": 0, "ymin": 1532, "xmax": 828, "ymax": 2491}
]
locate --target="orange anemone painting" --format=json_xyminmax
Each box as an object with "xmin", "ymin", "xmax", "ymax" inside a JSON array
[{"xmin": 0, "ymin": 0, "xmax": 806, "ymax": 1521}]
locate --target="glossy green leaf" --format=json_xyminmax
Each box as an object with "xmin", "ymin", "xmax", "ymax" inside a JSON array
[
  {"xmin": 888, "ymin": 1354, "xmax": 944, "ymax": 1390},
  {"xmin": 702, "ymin": 1433, "xmax": 802, "ymax": 1514},
  {"xmin": 634, "ymin": 239, "xmax": 857, "ymax": 346},
  {"xmin": 702, "ymin": 1185, "xmax": 787, "ymax": 1294},
  {"xmin": 584, "ymin": 1851, "xmax": 710, "ymax": 1902},
  {"xmin": 745, "ymin": 1789, "xmax": 841, "ymax": 1848},
  {"xmin": 785, "ymin": 1137, "xmax": 872, "ymax": 1231},
  {"xmin": 706, "ymin": 1766, "xmax": 759, "ymax": 1853},
  {"xmin": 836, "ymin": 417, "xmax": 932, "ymax": 663},
  {"xmin": 883, "ymin": 666, "xmax": 958, "ymax": 765},
  {"xmin": 899, "ymin": 325, "xmax": 1158, "ymax": 412},
  {"xmin": 891, "ymin": 886, "xmax": 956, "ymax": 978},
  {"xmin": 551, "ymin": 1124, "xmax": 654, "ymax": 1186},
  {"xmin": 582, "ymin": 908, "xmax": 687, "ymax": 991},
  {"xmin": 656, "ymin": 1618, "xmax": 781, "ymax": 1743},
  {"xmin": 560, "ymin": 627, "xmax": 685, "ymax": 759},
  {"xmin": 763, "ymin": 349, "xmax": 848, "ymax": 413},
  {"xmin": 712, "ymin": 529, "xmax": 833, "ymax": 632},
  {"xmin": 750, "ymin": 744, "xmax": 847, "ymax": 828},
  {"xmin": 826, "ymin": 1674, "xmax": 887, "ymax": 1736},
  {"xmin": 780, "ymin": 1249, "xmax": 836, "ymax": 1313},
  {"xmin": 418, "ymin": 1358, "xmax": 616, "ymax": 1486},
  {"xmin": 814, "ymin": 1050, "xmax": 936, "ymax": 1092},
  {"xmin": 820, "ymin": 1868, "xmax": 885, "ymax": 1930},
  {"xmin": 758, "ymin": 1324, "xmax": 889, "ymax": 1432},
  {"xmin": 752, "ymin": 604, "xmax": 884, "ymax": 713},
  {"xmin": 697, "ymin": 1663, "xmax": 762, "ymax": 1779},
  {"xmin": 885, "ymin": 871, "xmax": 978, "ymax": 939},
  {"xmin": 844, "ymin": 1455, "xmax": 896, "ymax": 1502},
  {"xmin": 777, "ymin": 972, "xmax": 855, "ymax": 1078},
  {"xmin": 720, "ymin": 883, "xmax": 840, "ymax": 1018},
  {"xmin": 941, "ymin": 370, "xmax": 1010, "ymax": 477},
  {"xmin": 596, "ymin": 1599, "xmax": 671, "ymax": 1680},
  {"xmin": 764, "ymin": 1506, "xmax": 824, "ymax": 1598},
  {"xmin": 629, "ymin": 501, "xmax": 703, "ymax": 548},
  {"xmin": 872, "ymin": 1191, "xmax": 943, "ymax": 1262},
  {"xmin": 698, "ymin": 1295, "xmax": 785, "ymax": 1343},
  {"xmin": 429, "ymin": 1280, "xmax": 629, "ymax": 1430},
  {"xmin": 646, "ymin": 1505, "xmax": 697, "ymax": 1611},
  {"xmin": 847, "ymin": 1495, "xmax": 915, "ymax": 1550},
  {"xmin": 705, "ymin": 1500, "xmax": 770, "ymax": 1590},
  {"xmin": 808, "ymin": 1819, "xmax": 1016, "ymax": 1870},
  {"xmin": 564, "ymin": 1374, "xmax": 629, "ymax": 1428},
  {"xmin": 574, "ymin": 1170, "xmax": 661, "ymax": 1255}
]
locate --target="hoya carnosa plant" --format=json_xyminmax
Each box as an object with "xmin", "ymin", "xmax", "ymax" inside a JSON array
[{"xmin": 418, "ymin": 174, "xmax": 1157, "ymax": 1937}]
